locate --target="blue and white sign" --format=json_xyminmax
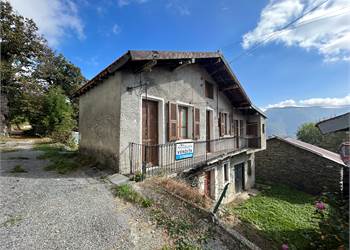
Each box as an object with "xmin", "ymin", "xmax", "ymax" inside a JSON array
[{"xmin": 175, "ymin": 143, "xmax": 194, "ymax": 160}]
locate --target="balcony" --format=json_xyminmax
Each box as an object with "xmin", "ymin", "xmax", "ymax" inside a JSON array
[{"xmin": 129, "ymin": 136, "xmax": 261, "ymax": 177}]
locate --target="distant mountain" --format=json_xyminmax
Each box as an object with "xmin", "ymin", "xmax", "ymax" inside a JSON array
[{"xmin": 264, "ymin": 106, "xmax": 350, "ymax": 137}]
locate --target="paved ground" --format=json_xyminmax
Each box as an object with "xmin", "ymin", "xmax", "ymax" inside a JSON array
[{"xmin": 0, "ymin": 139, "xmax": 167, "ymax": 250}]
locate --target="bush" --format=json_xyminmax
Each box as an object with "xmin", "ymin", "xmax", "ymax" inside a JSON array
[
  {"xmin": 32, "ymin": 87, "xmax": 76, "ymax": 145},
  {"xmin": 113, "ymin": 184, "xmax": 153, "ymax": 208},
  {"xmin": 310, "ymin": 192, "xmax": 349, "ymax": 249}
]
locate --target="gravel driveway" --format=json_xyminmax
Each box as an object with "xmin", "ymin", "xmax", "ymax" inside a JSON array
[{"xmin": 0, "ymin": 140, "xmax": 167, "ymax": 250}]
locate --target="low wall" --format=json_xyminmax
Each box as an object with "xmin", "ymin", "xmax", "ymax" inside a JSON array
[{"xmin": 255, "ymin": 138, "xmax": 344, "ymax": 195}]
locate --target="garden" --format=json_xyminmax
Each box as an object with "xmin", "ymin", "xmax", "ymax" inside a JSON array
[{"xmin": 224, "ymin": 183, "xmax": 349, "ymax": 250}]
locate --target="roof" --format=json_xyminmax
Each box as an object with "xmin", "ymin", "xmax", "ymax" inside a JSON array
[
  {"xmin": 315, "ymin": 112, "xmax": 350, "ymax": 134},
  {"xmin": 73, "ymin": 50, "xmax": 266, "ymax": 117},
  {"xmin": 268, "ymin": 136, "xmax": 346, "ymax": 166}
]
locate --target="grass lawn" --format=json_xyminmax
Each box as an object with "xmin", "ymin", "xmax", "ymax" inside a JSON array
[
  {"xmin": 35, "ymin": 143, "xmax": 94, "ymax": 174},
  {"xmin": 226, "ymin": 184, "xmax": 320, "ymax": 250}
]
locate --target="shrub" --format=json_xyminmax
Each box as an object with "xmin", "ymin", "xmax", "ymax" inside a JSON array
[
  {"xmin": 113, "ymin": 184, "xmax": 153, "ymax": 208},
  {"xmin": 32, "ymin": 87, "xmax": 76, "ymax": 145},
  {"xmin": 310, "ymin": 192, "xmax": 349, "ymax": 249}
]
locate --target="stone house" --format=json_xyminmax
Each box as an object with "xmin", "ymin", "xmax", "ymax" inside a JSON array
[
  {"xmin": 74, "ymin": 50, "xmax": 266, "ymax": 202},
  {"xmin": 255, "ymin": 136, "xmax": 347, "ymax": 194}
]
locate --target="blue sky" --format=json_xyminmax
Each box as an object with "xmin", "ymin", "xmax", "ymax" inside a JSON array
[{"xmin": 10, "ymin": 0, "xmax": 350, "ymax": 109}]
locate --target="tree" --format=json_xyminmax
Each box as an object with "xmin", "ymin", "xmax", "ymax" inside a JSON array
[
  {"xmin": 34, "ymin": 87, "xmax": 76, "ymax": 143},
  {"xmin": 297, "ymin": 122, "xmax": 347, "ymax": 152},
  {"xmin": 0, "ymin": 1, "xmax": 86, "ymax": 136}
]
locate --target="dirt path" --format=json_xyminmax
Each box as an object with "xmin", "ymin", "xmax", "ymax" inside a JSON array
[{"xmin": 0, "ymin": 139, "xmax": 167, "ymax": 250}]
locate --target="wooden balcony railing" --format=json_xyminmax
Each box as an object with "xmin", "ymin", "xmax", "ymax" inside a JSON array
[{"xmin": 129, "ymin": 136, "xmax": 261, "ymax": 177}]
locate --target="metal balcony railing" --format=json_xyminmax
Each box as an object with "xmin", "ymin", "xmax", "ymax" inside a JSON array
[{"xmin": 129, "ymin": 136, "xmax": 261, "ymax": 178}]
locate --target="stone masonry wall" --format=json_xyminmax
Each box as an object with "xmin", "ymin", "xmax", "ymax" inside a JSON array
[{"xmin": 255, "ymin": 138, "xmax": 343, "ymax": 195}]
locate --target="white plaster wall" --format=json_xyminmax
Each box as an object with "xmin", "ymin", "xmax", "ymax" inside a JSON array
[{"xmin": 79, "ymin": 73, "xmax": 121, "ymax": 170}]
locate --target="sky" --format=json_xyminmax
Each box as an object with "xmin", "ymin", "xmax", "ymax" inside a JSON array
[{"xmin": 9, "ymin": 0, "xmax": 350, "ymax": 109}]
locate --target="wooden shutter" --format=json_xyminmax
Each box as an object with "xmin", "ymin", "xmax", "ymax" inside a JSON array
[
  {"xmin": 168, "ymin": 102, "xmax": 178, "ymax": 141},
  {"xmin": 219, "ymin": 112, "xmax": 225, "ymax": 137},
  {"xmin": 230, "ymin": 116, "xmax": 235, "ymax": 135},
  {"xmin": 193, "ymin": 108, "xmax": 200, "ymax": 139}
]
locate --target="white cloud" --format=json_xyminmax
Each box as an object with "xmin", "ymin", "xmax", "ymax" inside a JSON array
[
  {"xmin": 112, "ymin": 24, "xmax": 121, "ymax": 35},
  {"xmin": 9, "ymin": 0, "xmax": 85, "ymax": 47},
  {"xmin": 242, "ymin": 0, "xmax": 350, "ymax": 62},
  {"xmin": 117, "ymin": 0, "xmax": 148, "ymax": 7},
  {"xmin": 166, "ymin": 0, "xmax": 190, "ymax": 16},
  {"xmin": 264, "ymin": 95, "xmax": 350, "ymax": 110}
]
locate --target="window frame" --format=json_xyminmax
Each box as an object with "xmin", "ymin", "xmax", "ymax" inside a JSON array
[
  {"xmin": 224, "ymin": 162, "xmax": 229, "ymax": 182},
  {"xmin": 205, "ymin": 81, "xmax": 214, "ymax": 99},
  {"xmin": 178, "ymin": 105, "xmax": 189, "ymax": 139}
]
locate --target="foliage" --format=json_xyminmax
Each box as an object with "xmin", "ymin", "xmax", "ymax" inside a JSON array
[
  {"xmin": 310, "ymin": 192, "xmax": 349, "ymax": 250},
  {"xmin": 297, "ymin": 122, "xmax": 347, "ymax": 152},
  {"xmin": 0, "ymin": 1, "xmax": 85, "ymax": 132},
  {"xmin": 228, "ymin": 184, "xmax": 319, "ymax": 250},
  {"xmin": 33, "ymin": 87, "xmax": 76, "ymax": 144},
  {"xmin": 113, "ymin": 184, "xmax": 153, "ymax": 208},
  {"xmin": 10, "ymin": 165, "xmax": 27, "ymax": 173},
  {"xmin": 35, "ymin": 143, "xmax": 83, "ymax": 174},
  {"xmin": 151, "ymin": 207, "xmax": 201, "ymax": 249}
]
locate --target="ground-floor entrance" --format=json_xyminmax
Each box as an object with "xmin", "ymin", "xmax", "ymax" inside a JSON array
[
  {"xmin": 142, "ymin": 99, "xmax": 159, "ymax": 166},
  {"xmin": 234, "ymin": 163, "xmax": 245, "ymax": 193}
]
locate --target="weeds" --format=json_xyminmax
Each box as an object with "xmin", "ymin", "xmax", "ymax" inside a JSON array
[
  {"xmin": 157, "ymin": 178, "xmax": 211, "ymax": 209},
  {"xmin": 35, "ymin": 143, "xmax": 94, "ymax": 174},
  {"xmin": 10, "ymin": 165, "xmax": 27, "ymax": 173},
  {"xmin": 113, "ymin": 184, "xmax": 153, "ymax": 208},
  {"xmin": 1, "ymin": 215, "xmax": 22, "ymax": 227}
]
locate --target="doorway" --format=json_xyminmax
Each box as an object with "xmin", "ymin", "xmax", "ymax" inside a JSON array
[
  {"xmin": 234, "ymin": 163, "xmax": 245, "ymax": 193},
  {"xmin": 206, "ymin": 110, "xmax": 211, "ymax": 152},
  {"xmin": 142, "ymin": 99, "xmax": 159, "ymax": 166},
  {"xmin": 204, "ymin": 171, "xmax": 211, "ymax": 197}
]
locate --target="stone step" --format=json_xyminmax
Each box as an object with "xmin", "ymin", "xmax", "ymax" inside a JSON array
[{"xmin": 107, "ymin": 173, "xmax": 131, "ymax": 186}]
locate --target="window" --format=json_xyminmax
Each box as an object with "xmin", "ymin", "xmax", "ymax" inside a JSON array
[
  {"xmin": 246, "ymin": 121, "xmax": 258, "ymax": 136},
  {"xmin": 205, "ymin": 81, "xmax": 214, "ymax": 99},
  {"xmin": 262, "ymin": 124, "xmax": 265, "ymax": 134},
  {"xmin": 224, "ymin": 163, "xmax": 229, "ymax": 182},
  {"xmin": 178, "ymin": 106, "xmax": 188, "ymax": 139},
  {"xmin": 219, "ymin": 112, "xmax": 229, "ymax": 136},
  {"xmin": 239, "ymin": 120, "xmax": 244, "ymax": 137},
  {"xmin": 168, "ymin": 102, "xmax": 200, "ymax": 141}
]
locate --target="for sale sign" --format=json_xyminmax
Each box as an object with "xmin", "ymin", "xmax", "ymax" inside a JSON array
[{"xmin": 175, "ymin": 143, "xmax": 194, "ymax": 160}]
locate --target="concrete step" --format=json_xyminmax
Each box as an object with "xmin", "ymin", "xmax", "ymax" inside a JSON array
[{"xmin": 107, "ymin": 173, "xmax": 131, "ymax": 186}]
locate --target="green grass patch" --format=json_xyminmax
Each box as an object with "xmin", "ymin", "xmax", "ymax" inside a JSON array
[
  {"xmin": 10, "ymin": 165, "xmax": 27, "ymax": 173},
  {"xmin": 113, "ymin": 184, "xmax": 153, "ymax": 208},
  {"xmin": 1, "ymin": 215, "xmax": 22, "ymax": 227},
  {"xmin": 227, "ymin": 184, "xmax": 319, "ymax": 249},
  {"xmin": 35, "ymin": 143, "xmax": 85, "ymax": 174}
]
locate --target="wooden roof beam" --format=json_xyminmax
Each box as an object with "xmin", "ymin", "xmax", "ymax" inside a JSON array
[
  {"xmin": 134, "ymin": 60, "xmax": 157, "ymax": 73},
  {"xmin": 219, "ymin": 85, "xmax": 239, "ymax": 91},
  {"xmin": 172, "ymin": 58, "xmax": 195, "ymax": 71}
]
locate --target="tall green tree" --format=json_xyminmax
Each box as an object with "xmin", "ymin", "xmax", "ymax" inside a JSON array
[
  {"xmin": 34, "ymin": 86, "xmax": 76, "ymax": 143},
  {"xmin": 0, "ymin": 1, "xmax": 85, "ymax": 135},
  {"xmin": 297, "ymin": 122, "xmax": 347, "ymax": 152},
  {"xmin": 1, "ymin": 1, "xmax": 46, "ymax": 125}
]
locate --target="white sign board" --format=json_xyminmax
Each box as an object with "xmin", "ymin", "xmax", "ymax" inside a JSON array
[{"xmin": 175, "ymin": 143, "xmax": 194, "ymax": 160}]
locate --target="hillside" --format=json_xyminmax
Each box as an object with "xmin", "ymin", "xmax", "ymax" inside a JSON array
[{"xmin": 265, "ymin": 106, "xmax": 350, "ymax": 137}]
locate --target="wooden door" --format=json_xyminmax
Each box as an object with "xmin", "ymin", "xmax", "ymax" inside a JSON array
[
  {"xmin": 142, "ymin": 99, "xmax": 158, "ymax": 166},
  {"xmin": 234, "ymin": 120, "xmax": 239, "ymax": 148},
  {"xmin": 234, "ymin": 163, "xmax": 244, "ymax": 193},
  {"xmin": 204, "ymin": 171, "xmax": 211, "ymax": 197},
  {"xmin": 206, "ymin": 110, "xmax": 211, "ymax": 152}
]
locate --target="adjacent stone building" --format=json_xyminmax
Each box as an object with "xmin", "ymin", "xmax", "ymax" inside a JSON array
[{"xmin": 255, "ymin": 136, "xmax": 347, "ymax": 194}]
